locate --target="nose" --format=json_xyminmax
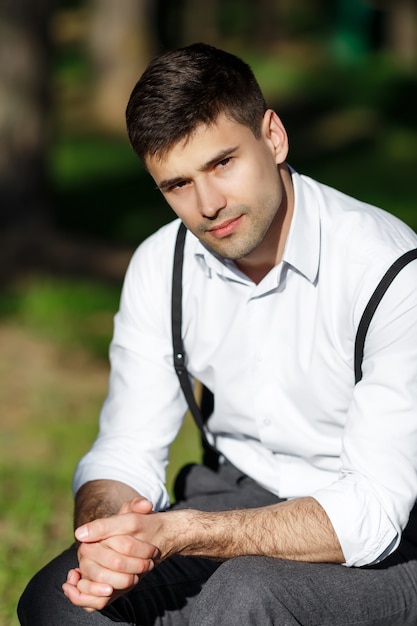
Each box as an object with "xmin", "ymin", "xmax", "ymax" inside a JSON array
[{"xmin": 195, "ymin": 179, "xmax": 227, "ymax": 218}]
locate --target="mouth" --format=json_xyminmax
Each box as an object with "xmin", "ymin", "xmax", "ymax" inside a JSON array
[{"xmin": 207, "ymin": 215, "xmax": 243, "ymax": 239}]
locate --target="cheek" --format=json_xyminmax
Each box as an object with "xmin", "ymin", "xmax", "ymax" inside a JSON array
[
  {"xmin": 225, "ymin": 165, "xmax": 257, "ymax": 203},
  {"xmin": 238, "ymin": 168, "xmax": 281, "ymax": 211},
  {"xmin": 257, "ymin": 164, "xmax": 282, "ymax": 205},
  {"xmin": 239, "ymin": 156, "xmax": 277, "ymax": 193}
]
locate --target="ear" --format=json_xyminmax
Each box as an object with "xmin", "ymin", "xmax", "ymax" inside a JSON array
[{"xmin": 261, "ymin": 109, "xmax": 289, "ymax": 164}]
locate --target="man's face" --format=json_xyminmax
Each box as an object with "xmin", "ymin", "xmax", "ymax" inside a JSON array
[{"xmin": 146, "ymin": 112, "xmax": 289, "ymax": 267}]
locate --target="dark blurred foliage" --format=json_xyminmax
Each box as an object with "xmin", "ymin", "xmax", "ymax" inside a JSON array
[
  {"xmin": 0, "ymin": 0, "xmax": 416, "ymax": 285},
  {"xmin": 0, "ymin": 0, "xmax": 58, "ymax": 228}
]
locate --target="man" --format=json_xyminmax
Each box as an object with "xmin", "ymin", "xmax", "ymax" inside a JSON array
[{"xmin": 19, "ymin": 43, "xmax": 417, "ymax": 625}]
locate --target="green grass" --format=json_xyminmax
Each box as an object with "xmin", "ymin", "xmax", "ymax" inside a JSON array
[
  {"xmin": 0, "ymin": 277, "xmax": 121, "ymax": 359},
  {"xmin": 0, "ymin": 278, "xmax": 201, "ymax": 625}
]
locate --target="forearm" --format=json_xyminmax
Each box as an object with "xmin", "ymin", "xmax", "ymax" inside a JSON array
[
  {"xmin": 160, "ymin": 496, "xmax": 344, "ymax": 563},
  {"xmin": 74, "ymin": 479, "xmax": 141, "ymax": 528},
  {"xmin": 76, "ymin": 495, "xmax": 344, "ymax": 565}
]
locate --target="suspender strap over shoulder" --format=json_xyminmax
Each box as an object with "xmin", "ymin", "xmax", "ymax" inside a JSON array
[
  {"xmin": 172, "ymin": 221, "xmax": 417, "ymax": 434},
  {"xmin": 171, "ymin": 222, "xmax": 212, "ymax": 445},
  {"xmin": 354, "ymin": 248, "xmax": 417, "ymax": 384}
]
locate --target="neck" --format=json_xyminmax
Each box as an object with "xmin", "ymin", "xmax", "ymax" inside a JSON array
[{"xmin": 235, "ymin": 165, "xmax": 294, "ymax": 284}]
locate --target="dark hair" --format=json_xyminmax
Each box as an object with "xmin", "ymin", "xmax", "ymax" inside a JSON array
[{"xmin": 126, "ymin": 43, "xmax": 267, "ymax": 162}]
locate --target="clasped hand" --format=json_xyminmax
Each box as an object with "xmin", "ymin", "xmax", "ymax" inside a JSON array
[{"xmin": 62, "ymin": 497, "xmax": 161, "ymax": 612}]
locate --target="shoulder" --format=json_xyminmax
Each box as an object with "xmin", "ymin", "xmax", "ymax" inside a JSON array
[
  {"xmin": 120, "ymin": 219, "xmax": 202, "ymax": 306},
  {"xmin": 117, "ymin": 220, "xmax": 182, "ymax": 317},
  {"xmin": 294, "ymin": 173, "xmax": 417, "ymax": 325},
  {"xmin": 131, "ymin": 219, "xmax": 182, "ymax": 264},
  {"xmin": 301, "ymin": 173, "xmax": 417, "ymax": 267},
  {"xmin": 124, "ymin": 219, "xmax": 184, "ymax": 284}
]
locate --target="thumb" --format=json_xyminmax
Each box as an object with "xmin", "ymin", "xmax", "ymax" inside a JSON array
[
  {"xmin": 118, "ymin": 496, "xmax": 153, "ymax": 515},
  {"xmin": 128, "ymin": 497, "xmax": 154, "ymax": 515}
]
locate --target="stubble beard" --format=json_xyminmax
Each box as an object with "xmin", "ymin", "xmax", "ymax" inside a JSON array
[{"xmin": 196, "ymin": 202, "xmax": 279, "ymax": 261}]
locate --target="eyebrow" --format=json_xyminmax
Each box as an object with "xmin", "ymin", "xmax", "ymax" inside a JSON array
[{"xmin": 157, "ymin": 145, "xmax": 238, "ymax": 191}]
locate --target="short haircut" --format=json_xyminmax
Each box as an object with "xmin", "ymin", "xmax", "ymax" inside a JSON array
[{"xmin": 126, "ymin": 43, "xmax": 267, "ymax": 163}]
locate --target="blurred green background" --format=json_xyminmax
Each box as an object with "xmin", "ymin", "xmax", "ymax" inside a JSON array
[{"xmin": 1, "ymin": 0, "xmax": 417, "ymax": 623}]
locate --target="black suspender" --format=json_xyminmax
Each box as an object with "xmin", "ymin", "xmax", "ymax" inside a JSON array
[
  {"xmin": 354, "ymin": 248, "xmax": 417, "ymax": 383},
  {"xmin": 171, "ymin": 222, "xmax": 213, "ymax": 450},
  {"xmin": 172, "ymin": 221, "xmax": 417, "ymax": 438}
]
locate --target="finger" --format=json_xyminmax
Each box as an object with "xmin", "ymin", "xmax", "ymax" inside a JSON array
[
  {"xmin": 101, "ymin": 533, "xmax": 158, "ymax": 561},
  {"xmin": 77, "ymin": 552, "xmax": 143, "ymax": 591},
  {"xmin": 119, "ymin": 497, "xmax": 153, "ymax": 515},
  {"xmin": 76, "ymin": 576, "xmax": 118, "ymax": 597},
  {"xmin": 66, "ymin": 568, "xmax": 81, "ymax": 586},
  {"xmin": 79, "ymin": 540, "xmax": 156, "ymax": 577},
  {"xmin": 75, "ymin": 512, "xmax": 140, "ymax": 543},
  {"xmin": 65, "ymin": 568, "xmax": 113, "ymax": 598},
  {"xmin": 78, "ymin": 535, "xmax": 157, "ymax": 569},
  {"xmin": 62, "ymin": 579, "xmax": 113, "ymax": 612},
  {"xmin": 128, "ymin": 498, "xmax": 154, "ymax": 515}
]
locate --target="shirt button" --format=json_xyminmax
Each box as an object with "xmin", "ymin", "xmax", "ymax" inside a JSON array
[
  {"xmin": 264, "ymin": 418, "xmax": 271, "ymax": 426},
  {"xmin": 256, "ymin": 353, "xmax": 263, "ymax": 362}
]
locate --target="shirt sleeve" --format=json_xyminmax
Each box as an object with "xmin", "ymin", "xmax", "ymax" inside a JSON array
[
  {"xmin": 313, "ymin": 258, "xmax": 417, "ymax": 566},
  {"xmin": 72, "ymin": 225, "xmax": 188, "ymax": 510}
]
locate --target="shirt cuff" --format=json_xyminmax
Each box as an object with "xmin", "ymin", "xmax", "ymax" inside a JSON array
[
  {"xmin": 72, "ymin": 457, "xmax": 170, "ymax": 512},
  {"xmin": 313, "ymin": 479, "xmax": 399, "ymax": 567}
]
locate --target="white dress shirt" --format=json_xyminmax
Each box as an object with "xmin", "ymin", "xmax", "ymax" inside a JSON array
[{"xmin": 73, "ymin": 170, "xmax": 417, "ymax": 567}]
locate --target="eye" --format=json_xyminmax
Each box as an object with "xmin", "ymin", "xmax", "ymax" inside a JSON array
[
  {"xmin": 167, "ymin": 180, "xmax": 189, "ymax": 192},
  {"xmin": 217, "ymin": 157, "xmax": 232, "ymax": 168}
]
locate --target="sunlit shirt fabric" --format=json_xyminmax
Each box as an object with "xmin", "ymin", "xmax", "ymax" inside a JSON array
[{"xmin": 73, "ymin": 170, "xmax": 417, "ymax": 567}]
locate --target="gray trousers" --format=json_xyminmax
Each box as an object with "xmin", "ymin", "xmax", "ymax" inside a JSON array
[{"xmin": 18, "ymin": 463, "xmax": 417, "ymax": 625}]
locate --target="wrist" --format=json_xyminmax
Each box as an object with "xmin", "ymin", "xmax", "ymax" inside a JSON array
[
  {"xmin": 155, "ymin": 509, "xmax": 202, "ymax": 558},
  {"xmin": 163, "ymin": 508, "xmax": 232, "ymax": 560}
]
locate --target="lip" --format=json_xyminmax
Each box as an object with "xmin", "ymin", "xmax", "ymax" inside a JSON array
[{"xmin": 208, "ymin": 215, "xmax": 243, "ymax": 239}]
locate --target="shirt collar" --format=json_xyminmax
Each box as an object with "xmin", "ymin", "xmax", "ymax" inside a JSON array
[
  {"xmin": 283, "ymin": 169, "xmax": 320, "ymax": 285},
  {"xmin": 193, "ymin": 168, "xmax": 321, "ymax": 285}
]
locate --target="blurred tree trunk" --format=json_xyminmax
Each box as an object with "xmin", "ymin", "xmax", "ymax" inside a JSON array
[
  {"xmin": 0, "ymin": 0, "xmax": 55, "ymax": 230},
  {"xmin": 371, "ymin": 0, "xmax": 417, "ymax": 64},
  {"xmin": 386, "ymin": 0, "xmax": 417, "ymax": 65},
  {"xmin": 253, "ymin": 0, "xmax": 281, "ymax": 48},
  {"xmin": 154, "ymin": 0, "xmax": 183, "ymax": 49},
  {"xmin": 88, "ymin": 0, "xmax": 156, "ymax": 135}
]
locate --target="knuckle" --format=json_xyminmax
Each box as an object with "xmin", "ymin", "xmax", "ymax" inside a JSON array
[
  {"xmin": 96, "ymin": 569, "xmax": 111, "ymax": 584},
  {"xmin": 136, "ymin": 558, "xmax": 151, "ymax": 574},
  {"xmin": 93, "ymin": 520, "xmax": 106, "ymax": 535},
  {"xmin": 107, "ymin": 574, "xmax": 127, "ymax": 590},
  {"xmin": 79, "ymin": 542, "xmax": 94, "ymax": 559},
  {"xmin": 110, "ymin": 554, "xmax": 125, "ymax": 571},
  {"xmin": 122, "ymin": 536, "xmax": 136, "ymax": 556},
  {"xmin": 120, "ymin": 572, "xmax": 137, "ymax": 589}
]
